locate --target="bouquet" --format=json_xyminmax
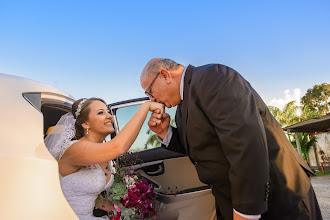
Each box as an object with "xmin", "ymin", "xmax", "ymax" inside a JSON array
[{"xmin": 109, "ymin": 154, "xmax": 164, "ymax": 220}]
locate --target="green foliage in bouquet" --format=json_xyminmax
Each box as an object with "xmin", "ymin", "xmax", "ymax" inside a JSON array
[{"xmin": 108, "ymin": 153, "xmax": 164, "ymax": 220}]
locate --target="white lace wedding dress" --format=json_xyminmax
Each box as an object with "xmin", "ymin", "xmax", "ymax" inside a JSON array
[{"xmin": 59, "ymin": 141, "xmax": 115, "ymax": 220}]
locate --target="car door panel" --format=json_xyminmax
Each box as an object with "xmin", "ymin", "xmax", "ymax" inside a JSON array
[{"xmin": 123, "ymin": 152, "xmax": 216, "ymax": 220}]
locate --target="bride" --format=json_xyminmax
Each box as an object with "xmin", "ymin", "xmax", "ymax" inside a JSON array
[{"xmin": 45, "ymin": 98, "xmax": 164, "ymax": 219}]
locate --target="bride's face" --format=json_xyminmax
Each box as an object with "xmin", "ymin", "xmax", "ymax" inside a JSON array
[{"xmin": 85, "ymin": 100, "xmax": 114, "ymax": 136}]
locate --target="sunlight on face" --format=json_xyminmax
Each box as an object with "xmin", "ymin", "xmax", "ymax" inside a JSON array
[{"xmin": 87, "ymin": 100, "xmax": 114, "ymax": 135}]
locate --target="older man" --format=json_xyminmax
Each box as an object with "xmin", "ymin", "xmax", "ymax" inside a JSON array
[{"xmin": 140, "ymin": 58, "xmax": 322, "ymax": 220}]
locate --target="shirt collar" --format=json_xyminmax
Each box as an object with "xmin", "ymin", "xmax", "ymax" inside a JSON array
[{"xmin": 180, "ymin": 66, "xmax": 187, "ymax": 100}]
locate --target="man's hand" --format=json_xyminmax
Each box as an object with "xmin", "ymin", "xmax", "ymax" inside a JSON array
[{"xmin": 148, "ymin": 108, "xmax": 170, "ymax": 140}]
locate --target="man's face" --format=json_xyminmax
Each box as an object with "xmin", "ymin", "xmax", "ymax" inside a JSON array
[{"xmin": 142, "ymin": 71, "xmax": 181, "ymax": 108}]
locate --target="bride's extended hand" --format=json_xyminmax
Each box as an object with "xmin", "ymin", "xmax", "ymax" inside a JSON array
[{"xmin": 148, "ymin": 101, "xmax": 165, "ymax": 114}]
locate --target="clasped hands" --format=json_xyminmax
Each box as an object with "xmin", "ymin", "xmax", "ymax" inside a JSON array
[{"xmin": 147, "ymin": 108, "xmax": 170, "ymax": 140}]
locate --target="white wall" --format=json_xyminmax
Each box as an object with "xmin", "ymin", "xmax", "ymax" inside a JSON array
[{"xmin": 308, "ymin": 132, "xmax": 330, "ymax": 166}]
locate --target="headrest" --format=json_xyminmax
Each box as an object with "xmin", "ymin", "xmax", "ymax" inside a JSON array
[{"xmin": 46, "ymin": 126, "xmax": 55, "ymax": 135}]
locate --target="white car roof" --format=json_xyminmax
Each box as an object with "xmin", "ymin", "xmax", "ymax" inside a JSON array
[{"xmin": 0, "ymin": 73, "xmax": 74, "ymax": 99}]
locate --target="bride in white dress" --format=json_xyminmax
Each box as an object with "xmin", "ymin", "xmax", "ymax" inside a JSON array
[{"xmin": 45, "ymin": 98, "xmax": 164, "ymax": 219}]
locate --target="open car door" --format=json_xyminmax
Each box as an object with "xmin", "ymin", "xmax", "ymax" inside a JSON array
[{"xmin": 109, "ymin": 98, "xmax": 216, "ymax": 220}]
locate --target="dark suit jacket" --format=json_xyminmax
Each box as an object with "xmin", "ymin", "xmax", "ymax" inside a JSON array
[{"xmin": 165, "ymin": 64, "xmax": 312, "ymax": 220}]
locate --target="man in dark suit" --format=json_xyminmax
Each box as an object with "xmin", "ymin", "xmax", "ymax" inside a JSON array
[{"xmin": 140, "ymin": 58, "xmax": 322, "ymax": 220}]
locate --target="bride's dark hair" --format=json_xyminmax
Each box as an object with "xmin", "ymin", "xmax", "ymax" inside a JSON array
[{"xmin": 72, "ymin": 98, "xmax": 107, "ymax": 139}]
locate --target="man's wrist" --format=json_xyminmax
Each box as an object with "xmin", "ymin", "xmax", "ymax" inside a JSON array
[
  {"xmin": 157, "ymin": 126, "xmax": 172, "ymax": 147},
  {"xmin": 158, "ymin": 128, "xmax": 169, "ymax": 140}
]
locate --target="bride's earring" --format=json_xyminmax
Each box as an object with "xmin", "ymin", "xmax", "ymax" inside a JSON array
[{"xmin": 86, "ymin": 128, "xmax": 89, "ymax": 135}]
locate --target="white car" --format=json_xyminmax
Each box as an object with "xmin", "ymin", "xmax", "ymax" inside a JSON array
[{"xmin": 0, "ymin": 73, "xmax": 216, "ymax": 220}]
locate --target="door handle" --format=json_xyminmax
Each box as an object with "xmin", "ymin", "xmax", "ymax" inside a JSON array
[{"xmin": 142, "ymin": 162, "xmax": 165, "ymax": 176}]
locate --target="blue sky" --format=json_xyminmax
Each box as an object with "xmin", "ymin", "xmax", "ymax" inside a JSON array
[{"xmin": 1, "ymin": 0, "xmax": 329, "ymax": 108}]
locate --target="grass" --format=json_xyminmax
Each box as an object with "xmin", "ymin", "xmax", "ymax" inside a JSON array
[{"xmin": 313, "ymin": 171, "xmax": 330, "ymax": 177}]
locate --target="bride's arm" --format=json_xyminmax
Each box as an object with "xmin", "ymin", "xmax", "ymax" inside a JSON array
[{"xmin": 60, "ymin": 101, "xmax": 164, "ymax": 166}]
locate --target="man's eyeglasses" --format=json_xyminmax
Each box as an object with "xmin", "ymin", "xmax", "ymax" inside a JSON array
[{"xmin": 144, "ymin": 72, "xmax": 161, "ymax": 99}]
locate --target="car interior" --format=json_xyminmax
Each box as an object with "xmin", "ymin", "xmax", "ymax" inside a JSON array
[{"xmin": 42, "ymin": 102, "xmax": 71, "ymax": 136}]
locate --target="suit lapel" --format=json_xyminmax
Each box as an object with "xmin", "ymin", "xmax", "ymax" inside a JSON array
[{"xmin": 181, "ymin": 65, "xmax": 193, "ymax": 154}]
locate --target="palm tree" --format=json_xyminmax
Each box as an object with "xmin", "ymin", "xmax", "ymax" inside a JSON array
[
  {"xmin": 144, "ymin": 129, "xmax": 160, "ymax": 149},
  {"xmin": 299, "ymin": 105, "xmax": 320, "ymax": 121},
  {"xmin": 290, "ymin": 133, "xmax": 317, "ymax": 166},
  {"xmin": 268, "ymin": 97, "xmax": 324, "ymax": 168},
  {"xmin": 268, "ymin": 101, "xmax": 301, "ymax": 127},
  {"xmin": 281, "ymin": 101, "xmax": 301, "ymax": 127},
  {"xmin": 268, "ymin": 106, "xmax": 284, "ymax": 125}
]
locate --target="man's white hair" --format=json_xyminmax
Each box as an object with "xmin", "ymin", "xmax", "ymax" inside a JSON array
[{"xmin": 140, "ymin": 58, "xmax": 182, "ymax": 82}]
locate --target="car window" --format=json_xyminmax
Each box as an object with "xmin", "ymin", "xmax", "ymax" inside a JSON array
[{"xmin": 115, "ymin": 104, "xmax": 177, "ymax": 153}]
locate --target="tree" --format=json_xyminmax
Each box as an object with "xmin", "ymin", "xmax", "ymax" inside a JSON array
[
  {"xmin": 269, "ymin": 83, "xmax": 330, "ymax": 126},
  {"xmin": 268, "ymin": 106, "xmax": 284, "ymax": 125},
  {"xmin": 268, "ymin": 83, "xmax": 328, "ymax": 166},
  {"xmin": 301, "ymin": 83, "xmax": 330, "ymax": 117},
  {"xmin": 289, "ymin": 133, "xmax": 317, "ymax": 166},
  {"xmin": 145, "ymin": 129, "xmax": 160, "ymax": 149},
  {"xmin": 281, "ymin": 101, "xmax": 301, "ymax": 126},
  {"xmin": 299, "ymin": 105, "xmax": 320, "ymax": 121},
  {"xmin": 268, "ymin": 101, "xmax": 301, "ymax": 127}
]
